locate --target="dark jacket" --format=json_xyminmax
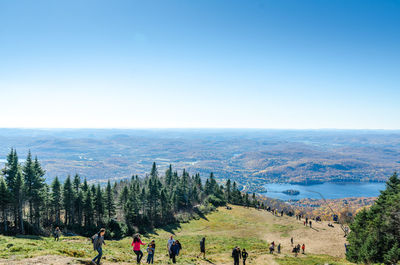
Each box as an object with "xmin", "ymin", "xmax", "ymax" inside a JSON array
[
  {"xmin": 232, "ymin": 248, "xmax": 241, "ymax": 259},
  {"xmin": 170, "ymin": 244, "xmax": 179, "ymax": 255},
  {"xmin": 200, "ymin": 240, "xmax": 205, "ymax": 251},
  {"xmin": 242, "ymin": 251, "xmax": 248, "ymax": 259}
]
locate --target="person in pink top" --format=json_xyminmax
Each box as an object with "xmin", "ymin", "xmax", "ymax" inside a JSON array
[{"xmin": 132, "ymin": 234, "xmax": 146, "ymax": 264}]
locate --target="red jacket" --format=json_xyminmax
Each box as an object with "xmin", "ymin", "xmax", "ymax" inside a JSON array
[{"xmin": 132, "ymin": 239, "xmax": 145, "ymax": 251}]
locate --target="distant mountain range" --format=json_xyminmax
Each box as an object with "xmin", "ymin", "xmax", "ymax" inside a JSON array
[{"xmin": 0, "ymin": 129, "xmax": 399, "ymax": 188}]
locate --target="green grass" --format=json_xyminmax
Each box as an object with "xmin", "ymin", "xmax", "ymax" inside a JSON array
[{"xmin": 0, "ymin": 206, "xmax": 356, "ymax": 264}]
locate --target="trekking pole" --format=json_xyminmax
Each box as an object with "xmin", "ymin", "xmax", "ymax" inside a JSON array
[{"xmin": 305, "ymin": 190, "xmax": 348, "ymax": 237}]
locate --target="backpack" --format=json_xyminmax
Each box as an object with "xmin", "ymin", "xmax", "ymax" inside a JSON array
[{"xmin": 91, "ymin": 234, "xmax": 98, "ymax": 244}]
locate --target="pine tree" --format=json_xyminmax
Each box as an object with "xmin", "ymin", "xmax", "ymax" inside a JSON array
[
  {"xmin": 51, "ymin": 177, "xmax": 62, "ymax": 226},
  {"xmin": 94, "ymin": 184, "xmax": 104, "ymax": 226},
  {"xmin": 73, "ymin": 174, "xmax": 83, "ymax": 226},
  {"xmin": 2, "ymin": 149, "xmax": 24, "ymax": 233},
  {"xmin": 32, "ymin": 156, "xmax": 45, "ymax": 228},
  {"xmin": 83, "ymin": 188, "xmax": 94, "ymax": 228},
  {"xmin": 0, "ymin": 177, "xmax": 10, "ymax": 232},
  {"xmin": 63, "ymin": 176, "xmax": 74, "ymax": 225},
  {"xmin": 347, "ymin": 172, "xmax": 400, "ymax": 264},
  {"xmin": 105, "ymin": 180, "xmax": 116, "ymax": 220},
  {"xmin": 23, "ymin": 151, "xmax": 35, "ymax": 223}
]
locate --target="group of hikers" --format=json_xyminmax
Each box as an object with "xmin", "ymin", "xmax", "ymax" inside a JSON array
[
  {"xmin": 52, "ymin": 207, "xmax": 337, "ymax": 264},
  {"xmin": 90, "ymin": 230, "xmax": 189, "ymax": 265},
  {"xmin": 89, "ymin": 228, "xmax": 307, "ymax": 265},
  {"xmin": 290, "ymin": 237, "xmax": 306, "ymax": 257}
]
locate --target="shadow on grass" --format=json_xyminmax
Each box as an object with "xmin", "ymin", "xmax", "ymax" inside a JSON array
[
  {"xmin": 146, "ymin": 222, "xmax": 182, "ymax": 236},
  {"xmin": 15, "ymin": 235, "xmax": 44, "ymax": 240}
]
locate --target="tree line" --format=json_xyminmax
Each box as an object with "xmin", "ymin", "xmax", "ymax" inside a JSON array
[{"xmin": 0, "ymin": 149, "xmax": 264, "ymax": 238}]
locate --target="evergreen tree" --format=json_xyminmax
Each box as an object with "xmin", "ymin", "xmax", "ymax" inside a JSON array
[
  {"xmin": 63, "ymin": 176, "xmax": 74, "ymax": 225},
  {"xmin": 83, "ymin": 188, "xmax": 94, "ymax": 228},
  {"xmin": 32, "ymin": 156, "xmax": 45, "ymax": 228},
  {"xmin": 105, "ymin": 180, "xmax": 116, "ymax": 220},
  {"xmin": 347, "ymin": 172, "xmax": 400, "ymax": 264},
  {"xmin": 23, "ymin": 151, "xmax": 35, "ymax": 223},
  {"xmin": 2, "ymin": 149, "xmax": 24, "ymax": 233},
  {"xmin": 94, "ymin": 184, "xmax": 104, "ymax": 226},
  {"xmin": 0, "ymin": 177, "xmax": 10, "ymax": 232},
  {"xmin": 51, "ymin": 177, "xmax": 62, "ymax": 226}
]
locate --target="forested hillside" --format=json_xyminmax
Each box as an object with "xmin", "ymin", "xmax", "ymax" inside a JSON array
[{"xmin": 0, "ymin": 149, "xmax": 269, "ymax": 238}]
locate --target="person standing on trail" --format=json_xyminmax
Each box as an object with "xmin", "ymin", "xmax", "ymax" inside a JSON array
[
  {"xmin": 302, "ymin": 244, "xmax": 305, "ymax": 254},
  {"xmin": 309, "ymin": 220, "xmax": 312, "ymax": 228},
  {"xmin": 92, "ymin": 228, "xmax": 106, "ymax": 265},
  {"xmin": 242, "ymin": 248, "xmax": 248, "ymax": 265},
  {"xmin": 54, "ymin": 227, "xmax": 61, "ymax": 241},
  {"xmin": 277, "ymin": 243, "xmax": 281, "ymax": 254},
  {"xmin": 197, "ymin": 237, "xmax": 206, "ymax": 259},
  {"xmin": 232, "ymin": 246, "xmax": 241, "ymax": 265},
  {"xmin": 167, "ymin": 235, "xmax": 175, "ymax": 258},
  {"xmin": 291, "ymin": 237, "xmax": 293, "ymax": 246},
  {"xmin": 175, "ymin": 240, "xmax": 182, "ymax": 255},
  {"xmin": 306, "ymin": 217, "xmax": 308, "ymax": 224},
  {"xmin": 170, "ymin": 241, "xmax": 180, "ymax": 264},
  {"xmin": 146, "ymin": 240, "xmax": 155, "ymax": 264},
  {"xmin": 132, "ymin": 234, "xmax": 146, "ymax": 264}
]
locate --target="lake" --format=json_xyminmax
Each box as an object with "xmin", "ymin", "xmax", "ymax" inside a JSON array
[{"xmin": 262, "ymin": 182, "xmax": 386, "ymax": 200}]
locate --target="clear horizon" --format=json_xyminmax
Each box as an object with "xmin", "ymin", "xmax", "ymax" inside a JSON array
[{"xmin": 1, "ymin": 0, "xmax": 399, "ymax": 129}]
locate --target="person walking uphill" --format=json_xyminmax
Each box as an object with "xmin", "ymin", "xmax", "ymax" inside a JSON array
[
  {"xmin": 197, "ymin": 237, "xmax": 206, "ymax": 259},
  {"xmin": 242, "ymin": 248, "xmax": 248, "ymax": 265},
  {"xmin": 169, "ymin": 241, "xmax": 180, "ymax": 264},
  {"xmin": 132, "ymin": 234, "xmax": 146, "ymax": 264},
  {"xmin": 167, "ymin": 235, "xmax": 175, "ymax": 258},
  {"xmin": 232, "ymin": 246, "xmax": 241, "ymax": 265},
  {"xmin": 91, "ymin": 228, "xmax": 106, "ymax": 265},
  {"xmin": 146, "ymin": 240, "xmax": 156, "ymax": 264}
]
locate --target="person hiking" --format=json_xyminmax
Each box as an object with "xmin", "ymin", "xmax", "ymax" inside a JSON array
[
  {"xmin": 167, "ymin": 235, "xmax": 175, "ymax": 258},
  {"xmin": 277, "ymin": 243, "xmax": 281, "ymax": 254},
  {"xmin": 53, "ymin": 227, "xmax": 61, "ymax": 241},
  {"xmin": 291, "ymin": 237, "xmax": 293, "ymax": 246},
  {"xmin": 269, "ymin": 243, "xmax": 274, "ymax": 254},
  {"xmin": 169, "ymin": 241, "xmax": 180, "ymax": 264},
  {"xmin": 242, "ymin": 248, "xmax": 248, "ymax": 265},
  {"xmin": 175, "ymin": 240, "xmax": 182, "ymax": 255},
  {"xmin": 197, "ymin": 237, "xmax": 206, "ymax": 259},
  {"xmin": 146, "ymin": 240, "xmax": 155, "ymax": 264},
  {"xmin": 302, "ymin": 244, "xmax": 305, "ymax": 254},
  {"xmin": 309, "ymin": 220, "xmax": 312, "ymax": 228},
  {"xmin": 306, "ymin": 217, "xmax": 308, "ymax": 224},
  {"xmin": 91, "ymin": 228, "xmax": 106, "ymax": 265},
  {"xmin": 232, "ymin": 246, "xmax": 241, "ymax": 265},
  {"xmin": 132, "ymin": 234, "xmax": 146, "ymax": 264}
]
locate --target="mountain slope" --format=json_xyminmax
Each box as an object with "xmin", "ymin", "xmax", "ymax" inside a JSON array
[{"xmin": 0, "ymin": 205, "xmax": 352, "ymax": 264}]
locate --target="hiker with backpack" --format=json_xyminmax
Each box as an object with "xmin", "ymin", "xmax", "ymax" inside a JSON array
[
  {"xmin": 197, "ymin": 237, "xmax": 206, "ymax": 259},
  {"xmin": 242, "ymin": 248, "xmax": 248, "ymax": 265},
  {"xmin": 91, "ymin": 228, "xmax": 106, "ymax": 265},
  {"xmin": 146, "ymin": 240, "xmax": 155, "ymax": 264},
  {"xmin": 132, "ymin": 234, "xmax": 146, "ymax": 264}
]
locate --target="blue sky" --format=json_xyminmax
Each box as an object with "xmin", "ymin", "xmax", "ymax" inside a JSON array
[{"xmin": 0, "ymin": 0, "xmax": 399, "ymax": 129}]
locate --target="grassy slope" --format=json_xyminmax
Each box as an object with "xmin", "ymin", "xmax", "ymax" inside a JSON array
[{"xmin": 0, "ymin": 205, "xmax": 353, "ymax": 265}]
